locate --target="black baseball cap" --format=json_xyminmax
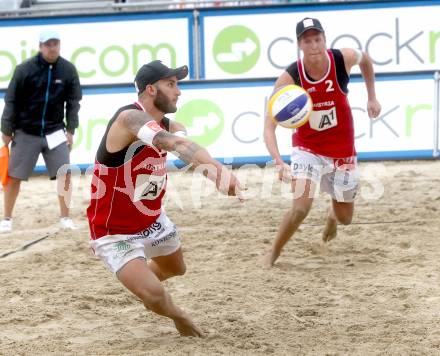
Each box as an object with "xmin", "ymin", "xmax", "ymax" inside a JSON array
[
  {"xmin": 134, "ymin": 60, "xmax": 188, "ymax": 94},
  {"xmin": 296, "ymin": 17, "xmax": 325, "ymax": 39}
]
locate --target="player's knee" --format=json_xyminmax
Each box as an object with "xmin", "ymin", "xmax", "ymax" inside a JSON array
[
  {"xmin": 169, "ymin": 262, "xmax": 186, "ymax": 277},
  {"xmin": 290, "ymin": 206, "xmax": 310, "ymax": 222},
  {"xmin": 177, "ymin": 263, "xmax": 186, "ymax": 276},
  {"xmin": 337, "ymin": 214, "xmax": 352, "ymax": 225},
  {"xmin": 159, "ymin": 261, "xmax": 187, "ymax": 279}
]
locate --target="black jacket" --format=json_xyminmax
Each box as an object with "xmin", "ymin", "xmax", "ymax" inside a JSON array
[{"xmin": 1, "ymin": 53, "xmax": 82, "ymax": 136}]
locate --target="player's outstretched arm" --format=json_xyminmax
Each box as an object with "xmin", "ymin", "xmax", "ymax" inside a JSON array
[
  {"xmin": 117, "ymin": 109, "xmax": 244, "ymax": 200},
  {"xmin": 153, "ymin": 131, "xmax": 244, "ymax": 200},
  {"xmin": 264, "ymin": 72, "xmax": 294, "ymax": 182}
]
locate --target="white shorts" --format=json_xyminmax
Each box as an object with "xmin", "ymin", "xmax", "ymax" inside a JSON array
[
  {"xmin": 290, "ymin": 147, "xmax": 359, "ymax": 202},
  {"xmin": 90, "ymin": 212, "xmax": 181, "ymax": 274}
]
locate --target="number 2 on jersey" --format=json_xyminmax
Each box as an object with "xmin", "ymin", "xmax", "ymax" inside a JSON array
[{"xmin": 325, "ymin": 80, "xmax": 334, "ymax": 92}]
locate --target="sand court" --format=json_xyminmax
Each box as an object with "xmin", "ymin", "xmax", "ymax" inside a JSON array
[{"xmin": 0, "ymin": 160, "xmax": 439, "ymax": 354}]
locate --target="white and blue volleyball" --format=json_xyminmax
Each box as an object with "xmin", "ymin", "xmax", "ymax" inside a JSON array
[{"xmin": 268, "ymin": 84, "xmax": 312, "ymax": 129}]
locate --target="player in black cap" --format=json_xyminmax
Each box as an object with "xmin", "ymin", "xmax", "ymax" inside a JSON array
[
  {"xmin": 87, "ymin": 60, "xmax": 245, "ymax": 337},
  {"xmin": 263, "ymin": 17, "xmax": 382, "ymax": 267}
]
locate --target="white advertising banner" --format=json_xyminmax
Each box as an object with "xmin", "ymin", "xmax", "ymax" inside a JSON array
[
  {"xmin": 0, "ymin": 76, "xmax": 435, "ymax": 171},
  {"xmin": 170, "ymin": 79, "xmax": 436, "ymax": 160},
  {"xmin": 0, "ymin": 14, "xmax": 192, "ymax": 89},
  {"xmin": 351, "ymin": 78, "xmax": 434, "ymax": 154},
  {"xmin": 67, "ymin": 92, "xmax": 133, "ymax": 165},
  {"xmin": 201, "ymin": 2, "xmax": 440, "ymax": 79}
]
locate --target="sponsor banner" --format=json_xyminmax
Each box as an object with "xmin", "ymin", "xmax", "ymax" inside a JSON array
[
  {"xmin": 201, "ymin": 2, "xmax": 440, "ymax": 79},
  {"xmin": 0, "ymin": 14, "xmax": 192, "ymax": 89},
  {"xmin": 0, "ymin": 76, "xmax": 436, "ymax": 170},
  {"xmin": 350, "ymin": 78, "xmax": 435, "ymax": 154},
  {"xmin": 170, "ymin": 79, "xmax": 436, "ymax": 159}
]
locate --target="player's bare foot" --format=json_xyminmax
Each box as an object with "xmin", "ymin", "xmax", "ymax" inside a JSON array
[
  {"xmin": 173, "ymin": 314, "xmax": 204, "ymax": 337},
  {"xmin": 263, "ymin": 248, "xmax": 280, "ymax": 268},
  {"xmin": 322, "ymin": 217, "xmax": 337, "ymax": 242}
]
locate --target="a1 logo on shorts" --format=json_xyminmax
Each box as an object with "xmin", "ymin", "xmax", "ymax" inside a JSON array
[{"xmin": 309, "ymin": 107, "xmax": 337, "ymax": 131}]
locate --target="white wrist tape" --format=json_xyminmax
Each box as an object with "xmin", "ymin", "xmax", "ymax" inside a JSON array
[
  {"xmin": 174, "ymin": 130, "xmax": 187, "ymax": 137},
  {"xmin": 137, "ymin": 121, "xmax": 164, "ymax": 146}
]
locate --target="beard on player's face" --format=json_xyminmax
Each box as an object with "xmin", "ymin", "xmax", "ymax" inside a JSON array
[{"xmin": 153, "ymin": 86, "xmax": 177, "ymax": 114}]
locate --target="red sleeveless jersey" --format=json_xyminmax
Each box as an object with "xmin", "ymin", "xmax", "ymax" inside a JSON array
[
  {"xmin": 87, "ymin": 145, "xmax": 167, "ymax": 240},
  {"xmin": 294, "ymin": 50, "xmax": 355, "ymax": 158},
  {"xmin": 87, "ymin": 103, "xmax": 167, "ymax": 240}
]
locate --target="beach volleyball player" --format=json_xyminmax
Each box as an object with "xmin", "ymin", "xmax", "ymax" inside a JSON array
[
  {"xmin": 87, "ymin": 60, "xmax": 244, "ymax": 337},
  {"xmin": 263, "ymin": 17, "xmax": 381, "ymax": 267}
]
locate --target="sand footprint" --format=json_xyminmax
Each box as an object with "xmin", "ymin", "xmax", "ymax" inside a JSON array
[{"xmin": 398, "ymin": 241, "xmax": 411, "ymax": 249}]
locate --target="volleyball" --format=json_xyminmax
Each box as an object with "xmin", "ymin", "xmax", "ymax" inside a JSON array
[{"xmin": 268, "ymin": 84, "xmax": 312, "ymax": 129}]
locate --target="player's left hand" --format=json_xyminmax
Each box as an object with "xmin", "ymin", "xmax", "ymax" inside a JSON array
[{"xmin": 367, "ymin": 99, "xmax": 381, "ymax": 119}]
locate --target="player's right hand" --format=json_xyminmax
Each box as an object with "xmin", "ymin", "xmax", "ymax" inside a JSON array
[
  {"xmin": 216, "ymin": 166, "xmax": 246, "ymax": 202},
  {"xmin": 276, "ymin": 162, "xmax": 292, "ymax": 183}
]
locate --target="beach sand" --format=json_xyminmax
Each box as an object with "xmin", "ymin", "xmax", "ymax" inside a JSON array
[{"xmin": 1, "ymin": 160, "xmax": 439, "ymax": 355}]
